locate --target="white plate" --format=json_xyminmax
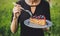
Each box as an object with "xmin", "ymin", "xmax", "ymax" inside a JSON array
[{"xmin": 24, "ymin": 19, "xmax": 52, "ymax": 28}]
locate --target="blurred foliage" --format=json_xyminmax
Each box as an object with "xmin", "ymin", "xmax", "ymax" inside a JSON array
[{"xmin": 0, "ymin": 0, "xmax": 60, "ymax": 36}]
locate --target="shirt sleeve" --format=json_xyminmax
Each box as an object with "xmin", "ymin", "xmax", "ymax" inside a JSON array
[
  {"xmin": 46, "ymin": 2, "xmax": 51, "ymax": 21},
  {"xmin": 43, "ymin": 1, "xmax": 51, "ymax": 21}
]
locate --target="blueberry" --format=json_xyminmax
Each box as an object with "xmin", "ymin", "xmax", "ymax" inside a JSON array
[
  {"xmin": 40, "ymin": 15, "xmax": 44, "ymax": 19},
  {"xmin": 41, "ymin": 16, "xmax": 44, "ymax": 18}
]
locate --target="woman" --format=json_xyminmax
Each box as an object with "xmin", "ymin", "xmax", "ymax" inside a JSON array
[{"xmin": 11, "ymin": 0, "xmax": 51, "ymax": 36}]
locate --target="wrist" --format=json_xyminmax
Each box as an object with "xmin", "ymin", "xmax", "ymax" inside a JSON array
[{"xmin": 13, "ymin": 16, "xmax": 18, "ymax": 20}]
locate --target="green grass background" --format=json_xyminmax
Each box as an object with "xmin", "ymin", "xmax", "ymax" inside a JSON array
[{"xmin": 0, "ymin": 0, "xmax": 60, "ymax": 36}]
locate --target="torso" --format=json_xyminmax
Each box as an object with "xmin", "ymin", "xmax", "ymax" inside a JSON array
[{"xmin": 15, "ymin": 0, "xmax": 50, "ymax": 36}]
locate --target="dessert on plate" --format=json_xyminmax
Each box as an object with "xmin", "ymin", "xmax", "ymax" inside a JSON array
[{"xmin": 30, "ymin": 15, "xmax": 46, "ymax": 26}]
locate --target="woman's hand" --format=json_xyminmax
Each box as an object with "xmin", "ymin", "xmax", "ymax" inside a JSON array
[
  {"xmin": 13, "ymin": 3, "xmax": 22, "ymax": 18},
  {"xmin": 11, "ymin": 3, "xmax": 22, "ymax": 33}
]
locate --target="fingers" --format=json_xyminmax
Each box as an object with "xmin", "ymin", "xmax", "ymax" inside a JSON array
[
  {"xmin": 13, "ymin": 3, "xmax": 22, "ymax": 13},
  {"xmin": 13, "ymin": 2, "xmax": 22, "ymax": 18},
  {"xmin": 13, "ymin": 7, "xmax": 20, "ymax": 13},
  {"xmin": 13, "ymin": 7, "xmax": 21, "ymax": 17}
]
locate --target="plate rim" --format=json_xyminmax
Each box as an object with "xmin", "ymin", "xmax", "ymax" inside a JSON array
[{"xmin": 24, "ymin": 19, "xmax": 52, "ymax": 28}]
